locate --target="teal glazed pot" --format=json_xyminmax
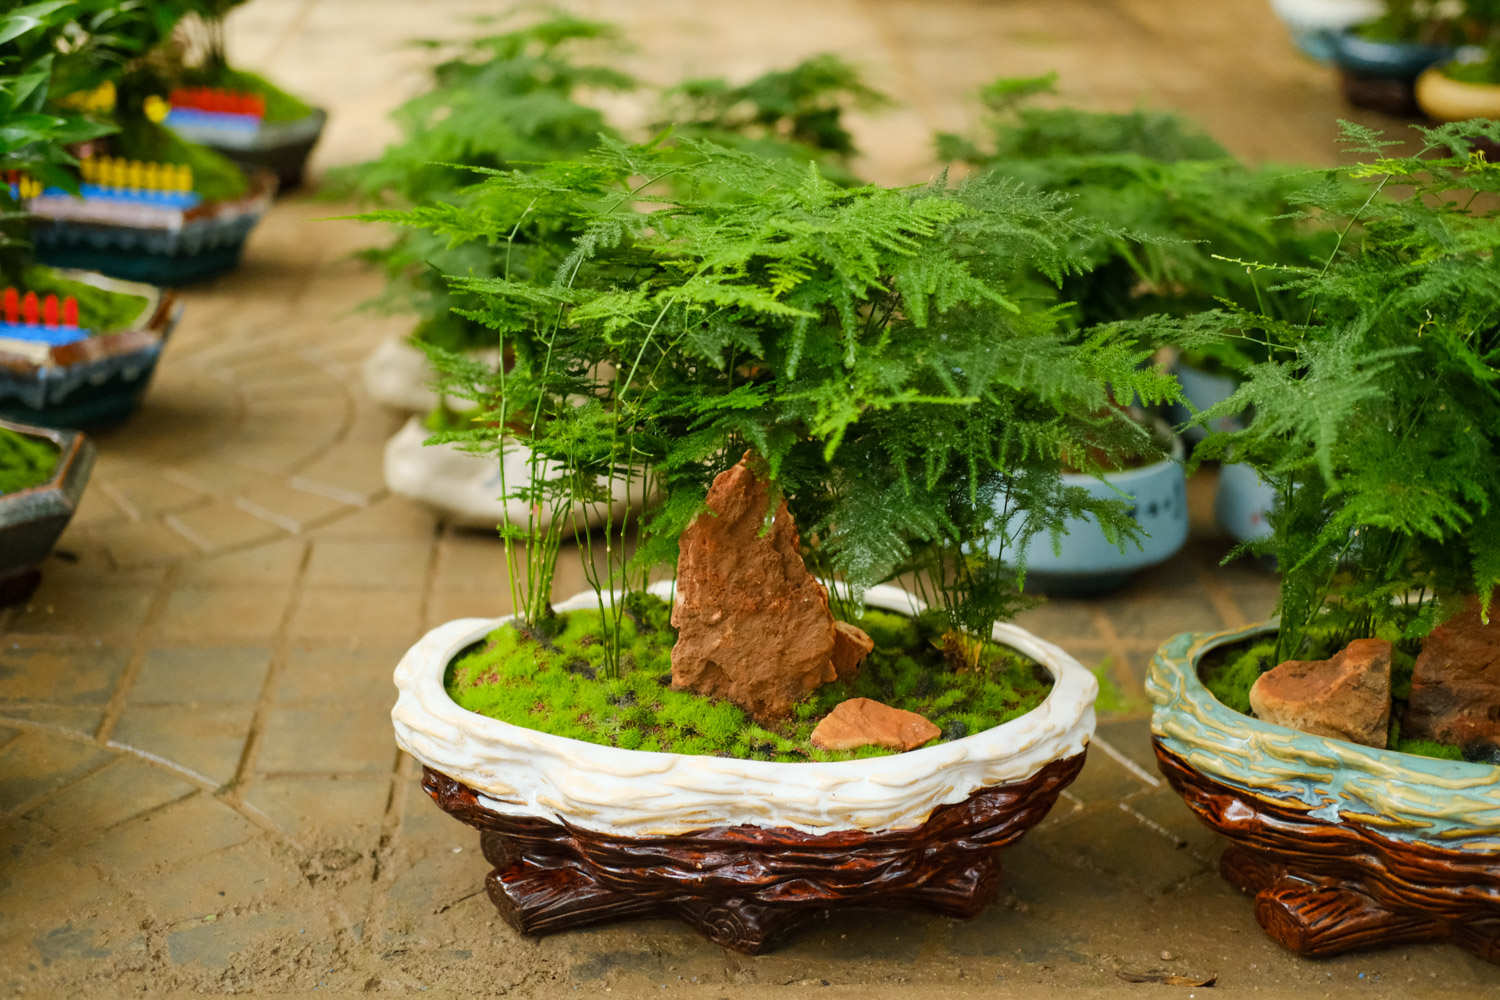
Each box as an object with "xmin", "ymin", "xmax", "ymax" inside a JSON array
[
  {"xmin": 995, "ymin": 432, "xmax": 1189, "ymax": 595},
  {"xmin": 1147, "ymin": 624, "xmax": 1500, "ymax": 963}
]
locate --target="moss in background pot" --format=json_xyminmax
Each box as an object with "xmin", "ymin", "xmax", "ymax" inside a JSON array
[
  {"xmin": 179, "ymin": 66, "xmax": 315, "ymax": 123},
  {"xmin": 21, "ymin": 267, "xmax": 150, "ymax": 333},
  {"xmin": 112, "ymin": 117, "xmax": 250, "ymax": 201},
  {"xmin": 445, "ymin": 594, "xmax": 1053, "ymax": 762},
  {"xmin": 0, "ymin": 429, "xmax": 60, "ymax": 495}
]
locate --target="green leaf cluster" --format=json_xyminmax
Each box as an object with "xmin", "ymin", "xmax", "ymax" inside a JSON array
[
  {"xmin": 1180, "ymin": 120, "xmax": 1500, "ymax": 660},
  {"xmin": 937, "ymin": 74, "xmax": 1335, "ymax": 340},
  {"xmin": 403, "ymin": 137, "xmax": 1179, "ymax": 658}
]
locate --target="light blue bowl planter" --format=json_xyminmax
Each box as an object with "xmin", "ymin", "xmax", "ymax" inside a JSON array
[
  {"xmin": 1169, "ymin": 360, "xmax": 1242, "ymax": 445},
  {"xmin": 996, "ymin": 430, "xmax": 1189, "ymax": 595},
  {"xmin": 1215, "ymin": 461, "xmax": 1276, "ymax": 545},
  {"xmin": 1148, "ymin": 624, "xmax": 1500, "ymax": 961}
]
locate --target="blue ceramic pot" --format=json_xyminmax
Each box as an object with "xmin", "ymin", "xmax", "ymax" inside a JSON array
[
  {"xmin": 1325, "ymin": 28, "xmax": 1458, "ymax": 78},
  {"xmin": 995, "ymin": 431, "xmax": 1189, "ymax": 595},
  {"xmin": 1214, "ymin": 461, "xmax": 1276, "ymax": 545},
  {"xmin": 1169, "ymin": 360, "xmax": 1243, "ymax": 445}
]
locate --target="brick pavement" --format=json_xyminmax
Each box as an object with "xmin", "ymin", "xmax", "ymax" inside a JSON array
[{"xmin": 2, "ymin": 2, "xmax": 1494, "ymax": 995}]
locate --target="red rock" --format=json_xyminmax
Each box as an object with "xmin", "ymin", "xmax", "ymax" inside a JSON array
[
  {"xmin": 670, "ymin": 452, "xmax": 836, "ymax": 722},
  {"xmin": 830, "ymin": 622, "xmax": 874, "ymax": 682},
  {"xmin": 1405, "ymin": 598, "xmax": 1500, "ymax": 747},
  {"xmin": 1249, "ymin": 638, "xmax": 1392, "ymax": 748},
  {"xmin": 810, "ymin": 698, "xmax": 941, "ymax": 752}
]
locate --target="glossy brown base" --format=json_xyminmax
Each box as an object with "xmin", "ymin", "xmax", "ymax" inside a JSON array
[
  {"xmin": 1154, "ymin": 741, "xmax": 1500, "ymax": 963},
  {"xmin": 421, "ymin": 751, "xmax": 1085, "ymax": 954}
]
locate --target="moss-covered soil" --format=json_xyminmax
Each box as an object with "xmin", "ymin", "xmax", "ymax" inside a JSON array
[
  {"xmin": 185, "ymin": 66, "xmax": 317, "ymax": 123},
  {"xmin": 113, "ymin": 118, "xmax": 250, "ymax": 202},
  {"xmin": 23, "ymin": 267, "xmax": 150, "ymax": 333},
  {"xmin": 445, "ymin": 593, "xmax": 1054, "ymax": 762},
  {"xmin": 1198, "ymin": 634, "xmax": 1466, "ymax": 762},
  {"xmin": 0, "ymin": 427, "xmax": 60, "ymax": 495}
]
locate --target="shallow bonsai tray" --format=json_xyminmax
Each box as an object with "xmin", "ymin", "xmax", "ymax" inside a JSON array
[
  {"xmin": 0, "ymin": 419, "xmax": 95, "ymax": 605},
  {"xmin": 0, "ymin": 272, "xmax": 179, "ymax": 428},
  {"xmin": 1148, "ymin": 625, "xmax": 1500, "ymax": 964},
  {"xmin": 393, "ymin": 583, "xmax": 1098, "ymax": 953},
  {"xmin": 171, "ymin": 109, "xmax": 327, "ymax": 192},
  {"xmin": 28, "ymin": 172, "xmax": 277, "ymax": 285}
]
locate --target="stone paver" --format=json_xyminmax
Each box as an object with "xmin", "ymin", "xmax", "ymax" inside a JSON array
[{"xmin": 1, "ymin": 1, "xmax": 1489, "ymax": 996}]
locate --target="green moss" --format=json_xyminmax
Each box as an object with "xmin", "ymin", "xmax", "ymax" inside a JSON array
[
  {"xmin": 1198, "ymin": 635, "xmax": 1464, "ymax": 763},
  {"xmin": 113, "ymin": 118, "xmax": 249, "ymax": 202},
  {"xmin": 23, "ymin": 266, "xmax": 149, "ymax": 333},
  {"xmin": 445, "ymin": 595, "xmax": 1054, "ymax": 762},
  {"xmin": 1441, "ymin": 60, "xmax": 1500, "ymax": 86},
  {"xmin": 0, "ymin": 428, "xmax": 59, "ymax": 495},
  {"xmin": 188, "ymin": 67, "xmax": 316, "ymax": 124},
  {"xmin": 1392, "ymin": 737, "xmax": 1465, "ymax": 761}
]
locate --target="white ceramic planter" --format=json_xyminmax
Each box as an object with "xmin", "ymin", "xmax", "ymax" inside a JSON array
[
  {"xmin": 392, "ymin": 582, "xmax": 1098, "ymax": 838},
  {"xmin": 383, "ymin": 415, "xmax": 636, "ymax": 531},
  {"xmin": 362, "ymin": 335, "xmax": 441, "ymax": 413},
  {"xmin": 1269, "ymin": 0, "xmax": 1382, "ymax": 61}
]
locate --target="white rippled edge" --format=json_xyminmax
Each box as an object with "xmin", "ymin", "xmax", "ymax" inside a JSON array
[{"xmin": 392, "ymin": 582, "xmax": 1097, "ymax": 837}]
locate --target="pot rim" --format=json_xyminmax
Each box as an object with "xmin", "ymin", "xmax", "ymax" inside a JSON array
[
  {"xmin": 1148, "ymin": 622, "xmax": 1500, "ymax": 852},
  {"xmin": 1058, "ymin": 419, "xmax": 1184, "ymax": 487},
  {"xmin": 392, "ymin": 582, "xmax": 1097, "ymax": 836},
  {"xmin": 0, "ymin": 419, "xmax": 88, "ymax": 501}
]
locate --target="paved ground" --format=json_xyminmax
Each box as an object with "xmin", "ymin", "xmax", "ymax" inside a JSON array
[{"xmin": 3, "ymin": 1, "xmax": 1495, "ymax": 996}]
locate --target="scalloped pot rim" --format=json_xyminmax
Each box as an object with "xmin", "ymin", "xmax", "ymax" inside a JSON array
[
  {"xmin": 392, "ymin": 582, "xmax": 1098, "ymax": 837},
  {"xmin": 1148, "ymin": 623, "xmax": 1500, "ymax": 853}
]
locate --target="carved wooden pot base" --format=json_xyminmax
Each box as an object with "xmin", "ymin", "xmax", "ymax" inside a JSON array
[
  {"xmin": 421, "ymin": 752, "xmax": 1085, "ymax": 954},
  {"xmin": 1154, "ymin": 741, "xmax": 1500, "ymax": 963}
]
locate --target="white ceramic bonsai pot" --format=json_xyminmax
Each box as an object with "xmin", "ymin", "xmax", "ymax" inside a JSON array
[
  {"xmin": 383, "ymin": 416, "xmax": 636, "ymax": 531},
  {"xmin": 361, "ymin": 336, "xmax": 501, "ymax": 413},
  {"xmin": 0, "ymin": 419, "xmax": 95, "ymax": 605},
  {"xmin": 1415, "ymin": 63, "xmax": 1500, "ymax": 122},
  {"xmin": 392, "ymin": 582, "xmax": 1097, "ymax": 953},
  {"xmin": 1148, "ymin": 624, "xmax": 1500, "ymax": 963},
  {"xmin": 0, "ymin": 271, "xmax": 180, "ymax": 428},
  {"xmin": 994, "ymin": 431, "xmax": 1189, "ymax": 595},
  {"xmin": 1268, "ymin": 0, "xmax": 1382, "ymax": 61}
]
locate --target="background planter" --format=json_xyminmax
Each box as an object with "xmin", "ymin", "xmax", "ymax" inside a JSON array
[
  {"xmin": 392, "ymin": 582, "xmax": 1097, "ymax": 952},
  {"xmin": 993, "ymin": 430, "xmax": 1189, "ymax": 595},
  {"xmin": 1214, "ymin": 461, "xmax": 1276, "ymax": 545},
  {"xmin": 1325, "ymin": 30, "xmax": 1461, "ymax": 115},
  {"xmin": 1148, "ymin": 624, "xmax": 1500, "ymax": 962},
  {"xmin": 0, "ymin": 420, "xmax": 95, "ymax": 605},
  {"xmin": 1415, "ymin": 64, "xmax": 1500, "ymax": 122},
  {"xmin": 29, "ymin": 172, "xmax": 276, "ymax": 285},
  {"xmin": 383, "ymin": 416, "xmax": 636, "ymax": 530},
  {"xmin": 1169, "ymin": 360, "xmax": 1243, "ymax": 446},
  {"xmin": 0, "ymin": 273, "xmax": 179, "ymax": 428},
  {"xmin": 1269, "ymin": 0, "xmax": 1382, "ymax": 61},
  {"xmin": 169, "ymin": 108, "xmax": 327, "ymax": 191}
]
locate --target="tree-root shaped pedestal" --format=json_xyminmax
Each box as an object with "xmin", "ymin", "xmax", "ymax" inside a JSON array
[
  {"xmin": 1155, "ymin": 741, "xmax": 1500, "ymax": 963},
  {"xmin": 421, "ymin": 752, "xmax": 1085, "ymax": 954}
]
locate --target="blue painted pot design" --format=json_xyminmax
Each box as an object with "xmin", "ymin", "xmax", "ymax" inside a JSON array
[
  {"xmin": 1325, "ymin": 29, "xmax": 1459, "ymax": 79},
  {"xmin": 995, "ymin": 433, "xmax": 1189, "ymax": 594}
]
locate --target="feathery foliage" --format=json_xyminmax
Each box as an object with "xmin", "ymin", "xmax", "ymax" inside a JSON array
[
  {"xmin": 654, "ymin": 54, "xmax": 890, "ymax": 184},
  {"xmin": 937, "ymin": 74, "xmax": 1335, "ymax": 339},
  {"xmin": 1183, "ymin": 120, "xmax": 1500, "ymax": 661},
  {"xmin": 401, "ymin": 138, "xmax": 1180, "ymax": 669}
]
